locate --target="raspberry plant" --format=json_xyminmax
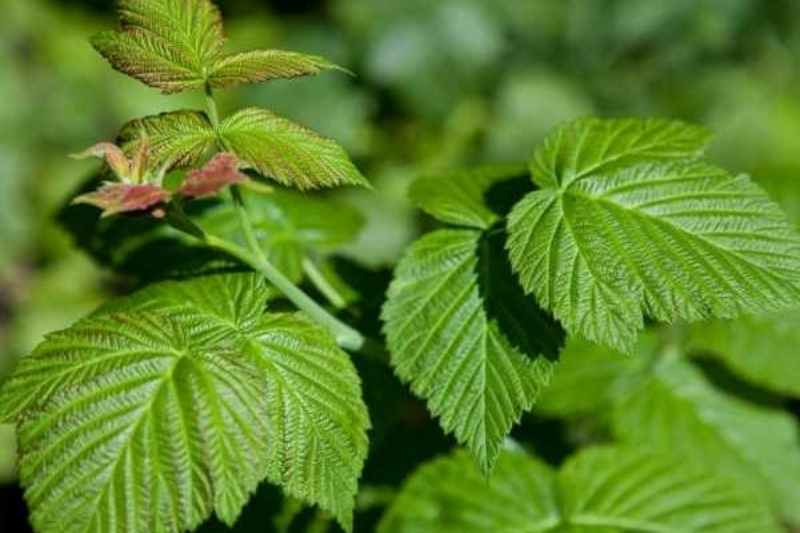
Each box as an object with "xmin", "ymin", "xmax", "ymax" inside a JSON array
[{"xmin": 3, "ymin": 1, "xmax": 800, "ymax": 533}]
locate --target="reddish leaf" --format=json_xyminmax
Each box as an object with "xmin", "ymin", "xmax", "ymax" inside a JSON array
[
  {"xmin": 70, "ymin": 142, "xmax": 131, "ymax": 179},
  {"xmin": 179, "ymin": 152, "xmax": 248, "ymax": 198},
  {"xmin": 73, "ymin": 183, "xmax": 171, "ymax": 218}
]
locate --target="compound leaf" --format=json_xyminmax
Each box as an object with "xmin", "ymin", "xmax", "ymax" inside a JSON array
[
  {"xmin": 92, "ymin": 0, "xmax": 224, "ymax": 93},
  {"xmin": 508, "ymin": 119, "xmax": 800, "ymax": 352},
  {"xmin": 686, "ymin": 311, "xmax": 800, "ymax": 397},
  {"xmin": 209, "ymin": 50, "xmax": 344, "ymax": 89},
  {"xmin": 409, "ymin": 164, "xmax": 527, "ymax": 230},
  {"xmin": 117, "ymin": 110, "xmax": 216, "ymax": 170},
  {"xmin": 219, "ymin": 107, "xmax": 369, "ymax": 190},
  {"xmin": 382, "ymin": 229, "xmax": 557, "ymax": 473},
  {"xmin": 0, "ymin": 273, "xmax": 369, "ymax": 533},
  {"xmin": 613, "ymin": 351, "xmax": 800, "ymax": 525},
  {"xmin": 379, "ymin": 446, "xmax": 782, "ymax": 533}
]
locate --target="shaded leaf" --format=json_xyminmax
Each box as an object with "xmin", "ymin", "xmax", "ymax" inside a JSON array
[
  {"xmin": 409, "ymin": 164, "xmax": 527, "ymax": 229},
  {"xmin": 382, "ymin": 229, "xmax": 557, "ymax": 473},
  {"xmin": 219, "ymin": 107, "xmax": 369, "ymax": 190}
]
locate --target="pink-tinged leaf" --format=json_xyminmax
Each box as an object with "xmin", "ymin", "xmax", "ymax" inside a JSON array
[
  {"xmin": 73, "ymin": 183, "xmax": 171, "ymax": 218},
  {"xmin": 70, "ymin": 142, "xmax": 131, "ymax": 179},
  {"xmin": 179, "ymin": 153, "xmax": 248, "ymax": 198},
  {"xmin": 130, "ymin": 137, "xmax": 151, "ymax": 182}
]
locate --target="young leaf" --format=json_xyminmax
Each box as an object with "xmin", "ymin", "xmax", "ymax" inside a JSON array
[
  {"xmin": 198, "ymin": 190, "xmax": 364, "ymax": 283},
  {"xmin": 0, "ymin": 273, "xmax": 369, "ymax": 533},
  {"xmin": 70, "ymin": 142, "xmax": 131, "ymax": 178},
  {"xmin": 508, "ymin": 118, "xmax": 800, "ymax": 352},
  {"xmin": 72, "ymin": 182, "xmax": 170, "ymax": 217},
  {"xmin": 117, "ymin": 110, "xmax": 216, "ymax": 170},
  {"xmin": 219, "ymin": 107, "xmax": 369, "ymax": 190},
  {"xmin": 92, "ymin": 0, "xmax": 224, "ymax": 93},
  {"xmin": 209, "ymin": 50, "xmax": 345, "ymax": 89},
  {"xmin": 382, "ymin": 229, "xmax": 558, "ymax": 473},
  {"xmin": 379, "ymin": 446, "xmax": 781, "ymax": 532},
  {"xmin": 613, "ymin": 350, "xmax": 800, "ymax": 525},
  {"xmin": 179, "ymin": 152, "xmax": 248, "ymax": 199},
  {"xmin": 686, "ymin": 311, "xmax": 800, "ymax": 397},
  {"xmin": 408, "ymin": 164, "xmax": 527, "ymax": 229}
]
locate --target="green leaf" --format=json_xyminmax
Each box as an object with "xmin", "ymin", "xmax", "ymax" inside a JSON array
[
  {"xmin": 92, "ymin": 0, "xmax": 224, "ymax": 93},
  {"xmin": 530, "ymin": 117, "xmax": 711, "ymax": 189},
  {"xmin": 0, "ymin": 273, "xmax": 369, "ymax": 532},
  {"xmin": 117, "ymin": 110, "xmax": 216, "ymax": 170},
  {"xmin": 508, "ymin": 119, "xmax": 800, "ymax": 352},
  {"xmin": 378, "ymin": 448, "xmax": 559, "ymax": 533},
  {"xmin": 379, "ymin": 446, "xmax": 782, "ymax": 532},
  {"xmin": 209, "ymin": 50, "xmax": 345, "ymax": 90},
  {"xmin": 613, "ymin": 349, "xmax": 800, "ymax": 525},
  {"xmin": 219, "ymin": 107, "xmax": 369, "ymax": 190},
  {"xmin": 382, "ymin": 229, "xmax": 559, "ymax": 473},
  {"xmin": 408, "ymin": 164, "xmax": 527, "ymax": 229},
  {"xmin": 198, "ymin": 189, "xmax": 364, "ymax": 283},
  {"xmin": 686, "ymin": 311, "xmax": 800, "ymax": 397}
]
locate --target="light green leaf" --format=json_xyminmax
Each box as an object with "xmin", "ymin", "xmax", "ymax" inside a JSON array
[
  {"xmin": 530, "ymin": 117, "xmax": 711, "ymax": 189},
  {"xmin": 0, "ymin": 273, "xmax": 369, "ymax": 533},
  {"xmin": 197, "ymin": 190, "xmax": 364, "ymax": 283},
  {"xmin": 92, "ymin": 0, "xmax": 224, "ymax": 93},
  {"xmin": 687, "ymin": 311, "xmax": 800, "ymax": 397},
  {"xmin": 382, "ymin": 229, "xmax": 559, "ymax": 473},
  {"xmin": 378, "ymin": 448, "xmax": 559, "ymax": 533},
  {"xmin": 508, "ymin": 122, "xmax": 800, "ymax": 352},
  {"xmin": 409, "ymin": 164, "xmax": 527, "ymax": 229},
  {"xmin": 613, "ymin": 350, "xmax": 800, "ymax": 525},
  {"xmin": 380, "ymin": 446, "xmax": 781, "ymax": 532},
  {"xmin": 209, "ymin": 50, "xmax": 344, "ymax": 89},
  {"xmin": 117, "ymin": 110, "xmax": 216, "ymax": 170},
  {"xmin": 219, "ymin": 107, "xmax": 369, "ymax": 190}
]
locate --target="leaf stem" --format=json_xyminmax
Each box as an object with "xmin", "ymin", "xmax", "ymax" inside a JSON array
[
  {"xmin": 205, "ymin": 83, "xmax": 220, "ymax": 129},
  {"xmin": 302, "ymin": 257, "xmax": 347, "ymax": 309},
  {"xmin": 224, "ymin": 187, "xmax": 365, "ymax": 351}
]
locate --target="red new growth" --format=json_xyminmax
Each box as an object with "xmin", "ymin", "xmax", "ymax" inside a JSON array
[{"xmin": 179, "ymin": 152, "xmax": 248, "ymax": 199}]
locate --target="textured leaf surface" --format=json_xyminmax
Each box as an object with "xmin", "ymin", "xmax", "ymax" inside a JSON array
[
  {"xmin": 613, "ymin": 351, "xmax": 800, "ymax": 525},
  {"xmin": 382, "ymin": 229, "xmax": 557, "ymax": 472},
  {"xmin": 73, "ymin": 182, "xmax": 170, "ymax": 218},
  {"xmin": 380, "ymin": 446, "xmax": 781, "ymax": 532},
  {"xmin": 209, "ymin": 50, "xmax": 342, "ymax": 89},
  {"xmin": 198, "ymin": 190, "xmax": 364, "ymax": 283},
  {"xmin": 508, "ymin": 118, "xmax": 800, "ymax": 352},
  {"xmin": 219, "ymin": 108, "xmax": 369, "ymax": 190},
  {"xmin": 409, "ymin": 164, "xmax": 527, "ymax": 229},
  {"xmin": 92, "ymin": 0, "xmax": 224, "ymax": 93},
  {"xmin": 687, "ymin": 312, "xmax": 800, "ymax": 397},
  {"xmin": 0, "ymin": 274, "xmax": 369, "ymax": 532},
  {"xmin": 118, "ymin": 110, "xmax": 216, "ymax": 170},
  {"xmin": 179, "ymin": 152, "xmax": 248, "ymax": 199}
]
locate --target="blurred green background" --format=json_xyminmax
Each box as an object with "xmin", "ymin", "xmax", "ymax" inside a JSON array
[{"xmin": 1, "ymin": 0, "xmax": 800, "ymax": 531}]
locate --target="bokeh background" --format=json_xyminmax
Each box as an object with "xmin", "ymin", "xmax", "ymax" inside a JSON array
[{"xmin": 2, "ymin": 0, "xmax": 800, "ymax": 531}]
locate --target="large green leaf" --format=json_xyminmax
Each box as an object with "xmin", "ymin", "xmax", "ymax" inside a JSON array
[
  {"xmin": 408, "ymin": 164, "xmax": 527, "ymax": 229},
  {"xmin": 613, "ymin": 349, "xmax": 800, "ymax": 525},
  {"xmin": 92, "ymin": 0, "xmax": 224, "ymax": 93},
  {"xmin": 382, "ymin": 229, "xmax": 559, "ymax": 473},
  {"xmin": 507, "ymin": 118, "xmax": 800, "ymax": 352},
  {"xmin": 687, "ymin": 311, "xmax": 800, "ymax": 397},
  {"xmin": 117, "ymin": 110, "xmax": 216, "ymax": 170},
  {"xmin": 219, "ymin": 108, "xmax": 369, "ymax": 190},
  {"xmin": 0, "ymin": 273, "xmax": 369, "ymax": 533},
  {"xmin": 198, "ymin": 190, "xmax": 364, "ymax": 283},
  {"xmin": 379, "ymin": 446, "xmax": 781, "ymax": 532}
]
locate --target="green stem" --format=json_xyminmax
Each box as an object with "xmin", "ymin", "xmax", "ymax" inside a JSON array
[
  {"xmin": 205, "ymin": 84, "xmax": 220, "ymax": 128},
  {"xmin": 302, "ymin": 257, "xmax": 347, "ymax": 309},
  {"xmin": 224, "ymin": 187, "xmax": 365, "ymax": 351}
]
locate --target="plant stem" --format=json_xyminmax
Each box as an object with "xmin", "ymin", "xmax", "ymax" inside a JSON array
[
  {"xmin": 225, "ymin": 187, "xmax": 365, "ymax": 351},
  {"xmin": 205, "ymin": 84, "xmax": 220, "ymax": 128},
  {"xmin": 302, "ymin": 257, "xmax": 347, "ymax": 309}
]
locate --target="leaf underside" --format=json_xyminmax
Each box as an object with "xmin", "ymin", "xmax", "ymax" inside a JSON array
[
  {"xmin": 379, "ymin": 446, "xmax": 782, "ymax": 532},
  {"xmin": 507, "ymin": 117, "xmax": 800, "ymax": 352},
  {"xmin": 0, "ymin": 274, "xmax": 369, "ymax": 533}
]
